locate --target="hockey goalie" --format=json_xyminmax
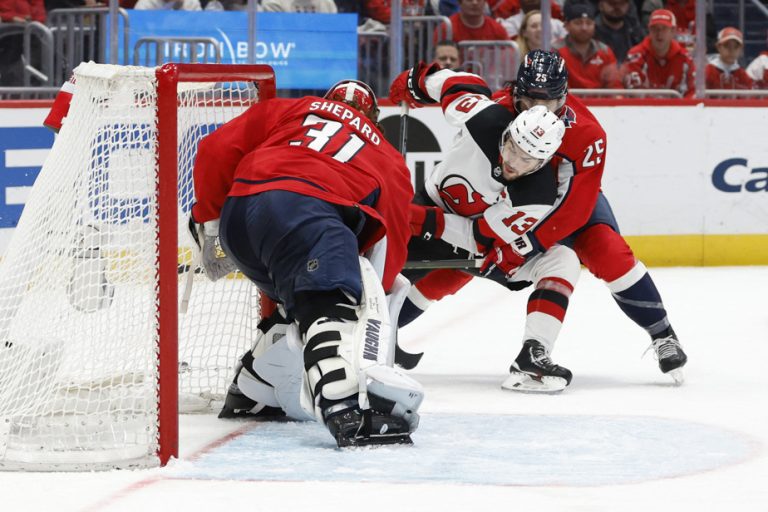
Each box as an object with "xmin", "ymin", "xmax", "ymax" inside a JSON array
[{"xmin": 188, "ymin": 79, "xmax": 425, "ymax": 447}]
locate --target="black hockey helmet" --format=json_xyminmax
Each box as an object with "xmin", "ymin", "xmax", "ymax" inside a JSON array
[{"xmin": 514, "ymin": 50, "xmax": 568, "ymax": 111}]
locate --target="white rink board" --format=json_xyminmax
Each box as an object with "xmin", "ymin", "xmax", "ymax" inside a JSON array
[
  {"xmin": 378, "ymin": 104, "xmax": 768, "ymax": 236},
  {"xmin": 1, "ymin": 103, "xmax": 766, "ymax": 259}
]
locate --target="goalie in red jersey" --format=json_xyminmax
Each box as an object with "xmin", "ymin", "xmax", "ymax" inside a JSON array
[
  {"xmin": 390, "ymin": 50, "xmax": 687, "ymax": 385},
  {"xmin": 190, "ymin": 80, "xmax": 423, "ymax": 447}
]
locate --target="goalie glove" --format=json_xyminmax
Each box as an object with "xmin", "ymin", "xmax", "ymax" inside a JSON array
[
  {"xmin": 409, "ymin": 203, "xmax": 445, "ymax": 240},
  {"xmin": 188, "ymin": 215, "xmax": 237, "ymax": 282},
  {"xmin": 389, "ymin": 61, "xmax": 441, "ymax": 108}
]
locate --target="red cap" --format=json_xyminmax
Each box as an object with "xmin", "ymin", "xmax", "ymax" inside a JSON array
[
  {"xmin": 717, "ymin": 27, "xmax": 744, "ymax": 45},
  {"xmin": 648, "ymin": 9, "xmax": 676, "ymax": 28}
]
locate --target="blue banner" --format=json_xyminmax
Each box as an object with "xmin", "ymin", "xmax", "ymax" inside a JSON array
[
  {"xmin": 0, "ymin": 126, "xmax": 54, "ymax": 228},
  {"xmin": 122, "ymin": 11, "xmax": 358, "ymax": 90}
]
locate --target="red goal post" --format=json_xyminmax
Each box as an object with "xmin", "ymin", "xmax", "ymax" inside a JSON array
[
  {"xmin": 0, "ymin": 63, "xmax": 276, "ymax": 470},
  {"xmin": 155, "ymin": 64, "xmax": 276, "ymax": 467}
]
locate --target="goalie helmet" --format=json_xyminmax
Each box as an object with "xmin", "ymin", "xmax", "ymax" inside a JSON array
[
  {"xmin": 514, "ymin": 50, "xmax": 568, "ymax": 113},
  {"xmin": 498, "ymin": 105, "xmax": 565, "ymax": 181},
  {"xmin": 324, "ymin": 79, "xmax": 380, "ymax": 123}
]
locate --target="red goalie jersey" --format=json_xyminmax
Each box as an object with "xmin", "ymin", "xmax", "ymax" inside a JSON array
[{"xmin": 191, "ymin": 96, "xmax": 414, "ymax": 291}]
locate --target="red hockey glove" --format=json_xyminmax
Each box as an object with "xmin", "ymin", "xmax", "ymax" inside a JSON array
[
  {"xmin": 480, "ymin": 242, "xmax": 526, "ymax": 278},
  {"xmin": 473, "ymin": 217, "xmax": 525, "ymax": 278},
  {"xmin": 389, "ymin": 61, "xmax": 441, "ymax": 108},
  {"xmin": 409, "ymin": 204, "xmax": 445, "ymax": 240}
]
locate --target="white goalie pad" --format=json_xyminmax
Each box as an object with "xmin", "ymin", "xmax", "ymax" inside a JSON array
[
  {"xmin": 359, "ymin": 365, "xmax": 424, "ymax": 432},
  {"xmin": 298, "ymin": 257, "xmax": 422, "ymax": 426},
  {"xmin": 248, "ymin": 325, "xmax": 314, "ymax": 421}
]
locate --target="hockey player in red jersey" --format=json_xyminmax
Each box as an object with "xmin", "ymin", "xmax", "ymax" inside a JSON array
[
  {"xmin": 190, "ymin": 80, "xmax": 424, "ymax": 446},
  {"xmin": 392, "ymin": 63, "xmax": 581, "ymax": 392},
  {"xmin": 390, "ymin": 50, "xmax": 687, "ymax": 384}
]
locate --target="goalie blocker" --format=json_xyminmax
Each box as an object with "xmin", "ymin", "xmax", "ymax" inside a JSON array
[{"xmin": 221, "ymin": 257, "xmax": 424, "ymax": 447}]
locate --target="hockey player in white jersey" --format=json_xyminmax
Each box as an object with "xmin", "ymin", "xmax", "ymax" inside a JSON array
[{"xmin": 392, "ymin": 63, "xmax": 581, "ymax": 393}]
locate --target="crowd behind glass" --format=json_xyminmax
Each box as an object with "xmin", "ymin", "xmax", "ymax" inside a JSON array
[{"xmin": 1, "ymin": 0, "xmax": 766, "ymax": 95}]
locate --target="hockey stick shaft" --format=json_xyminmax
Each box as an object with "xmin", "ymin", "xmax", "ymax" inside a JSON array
[
  {"xmin": 398, "ymin": 102, "xmax": 409, "ymax": 156},
  {"xmin": 403, "ymin": 259, "xmax": 483, "ymax": 270},
  {"xmin": 180, "ymin": 250, "xmax": 200, "ymax": 314}
]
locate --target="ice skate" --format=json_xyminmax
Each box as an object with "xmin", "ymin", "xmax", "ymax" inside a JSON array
[
  {"xmin": 502, "ymin": 339, "xmax": 573, "ymax": 393},
  {"xmin": 645, "ymin": 330, "xmax": 687, "ymax": 385}
]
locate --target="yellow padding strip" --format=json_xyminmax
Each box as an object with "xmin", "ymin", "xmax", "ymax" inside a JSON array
[{"xmin": 624, "ymin": 235, "xmax": 768, "ymax": 266}]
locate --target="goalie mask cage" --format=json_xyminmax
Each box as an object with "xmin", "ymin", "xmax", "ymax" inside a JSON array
[{"xmin": 0, "ymin": 63, "xmax": 276, "ymax": 471}]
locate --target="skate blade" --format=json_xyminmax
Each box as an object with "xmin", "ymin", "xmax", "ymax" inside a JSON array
[
  {"xmin": 501, "ymin": 372, "xmax": 567, "ymax": 394},
  {"xmin": 667, "ymin": 368, "xmax": 685, "ymax": 386},
  {"xmin": 337, "ymin": 433, "xmax": 413, "ymax": 448}
]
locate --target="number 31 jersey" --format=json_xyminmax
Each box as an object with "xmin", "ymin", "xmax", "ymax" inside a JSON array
[{"xmin": 191, "ymin": 96, "xmax": 414, "ymax": 291}]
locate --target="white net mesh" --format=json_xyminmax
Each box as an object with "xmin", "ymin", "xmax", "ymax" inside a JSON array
[{"xmin": 0, "ymin": 63, "xmax": 265, "ymax": 470}]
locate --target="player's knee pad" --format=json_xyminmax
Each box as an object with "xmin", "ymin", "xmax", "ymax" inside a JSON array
[
  {"xmin": 526, "ymin": 244, "xmax": 581, "ymax": 287},
  {"xmin": 574, "ymin": 224, "xmax": 636, "ymax": 282}
]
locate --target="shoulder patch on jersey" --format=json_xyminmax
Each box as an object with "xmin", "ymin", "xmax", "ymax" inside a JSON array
[{"xmin": 560, "ymin": 105, "xmax": 577, "ymax": 128}]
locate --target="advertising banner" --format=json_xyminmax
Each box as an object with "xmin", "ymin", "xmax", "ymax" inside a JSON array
[
  {"xmin": 119, "ymin": 11, "xmax": 357, "ymax": 89},
  {"xmin": 1, "ymin": 102, "xmax": 766, "ymax": 264}
]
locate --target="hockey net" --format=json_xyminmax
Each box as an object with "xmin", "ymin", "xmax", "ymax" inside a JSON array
[{"xmin": 0, "ymin": 63, "xmax": 276, "ymax": 470}]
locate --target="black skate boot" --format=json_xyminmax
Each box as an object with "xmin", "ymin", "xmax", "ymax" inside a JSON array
[
  {"xmin": 502, "ymin": 339, "xmax": 573, "ymax": 393},
  {"xmin": 646, "ymin": 328, "xmax": 687, "ymax": 384}
]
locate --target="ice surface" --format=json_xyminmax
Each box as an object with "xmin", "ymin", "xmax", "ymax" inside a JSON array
[{"xmin": 1, "ymin": 267, "xmax": 767, "ymax": 511}]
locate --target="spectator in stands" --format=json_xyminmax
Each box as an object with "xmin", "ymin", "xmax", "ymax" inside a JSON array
[
  {"xmin": 498, "ymin": 0, "xmax": 565, "ymax": 42},
  {"xmin": 339, "ymin": 0, "xmax": 435, "ymax": 27},
  {"xmin": 0, "ymin": 0, "xmax": 45, "ymax": 22},
  {"xmin": 554, "ymin": 2, "xmax": 621, "ymax": 89},
  {"xmin": 0, "ymin": 0, "xmax": 46, "ymax": 86},
  {"xmin": 435, "ymin": 0, "xmax": 509, "ymax": 42},
  {"xmin": 595, "ymin": 0, "xmax": 645, "ymax": 63},
  {"xmin": 746, "ymin": 41, "xmax": 768, "ymax": 89},
  {"xmin": 135, "ymin": 0, "xmax": 202, "ymax": 9},
  {"xmin": 261, "ymin": 0, "xmax": 337, "ymax": 13},
  {"xmin": 705, "ymin": 27, "xmax": 753, "ymax": 91},
  {"xmin": 491, "ymin": 0, "xmax": 562, "ymax": 20},
  {"xmin": 640, "ymin": 0, "xmax": 715, "ymax": 53},
  {"xmin": 620, "ymin": 8, "xmax": 694, "ymax": 97},
  {"xmin": 516, "ymin": 9, "xmax": 543, "ymax": 55},
  {"xmin": 433, "ymin": 39, "xmax": 463, "ymax": 70}
]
